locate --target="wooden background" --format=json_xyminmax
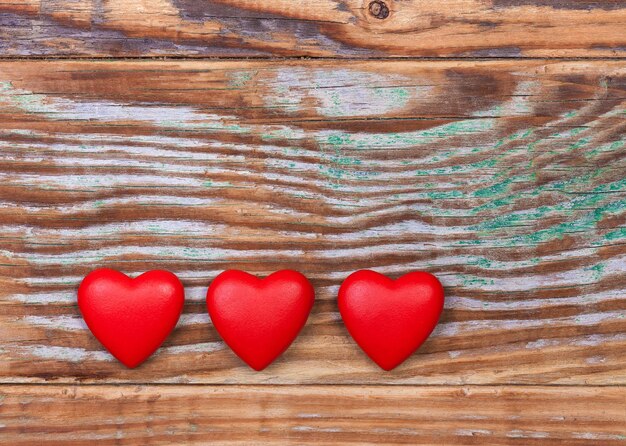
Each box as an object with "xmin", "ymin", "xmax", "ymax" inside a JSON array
[{"xmin": 0, "ymin": 1, "xmax": 625, "ymax": 445}]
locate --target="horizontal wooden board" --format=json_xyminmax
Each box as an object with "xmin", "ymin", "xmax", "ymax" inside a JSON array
[
  {"xmin": 1, "ymin": 0, "xmax": 626, "ymax": 57},
  {"xmin": 0, "ymin": 385, "xmax": 624, "ymax": 445},
  {"xmin": 0, "ymin": 60, "xmax": 625, "ymax": 384}
]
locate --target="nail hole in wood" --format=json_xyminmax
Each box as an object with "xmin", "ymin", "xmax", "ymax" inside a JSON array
[{"xmin": 368, "ymin": 0, "xmax": 389, "ymax": 19}]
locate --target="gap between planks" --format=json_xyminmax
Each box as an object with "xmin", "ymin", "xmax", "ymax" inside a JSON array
[
  {"xmin": 0, "ymin": 383, "xmax": 625, "ymax": 387},
  {"xmin": 1, "ymin": 56, "xmax": 626, "ymax": 62}
]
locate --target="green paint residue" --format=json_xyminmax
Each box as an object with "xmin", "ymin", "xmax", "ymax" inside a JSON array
[
  {"xmin": 567, "ymin": 137, "xmax": 591, "ymax": 152},
  {"xmin": 604, "ymin": 227, "xmax": 626, "ymax": 241},
  {"xmin": 427, "ymin": 190, "xmax": 464, "ymax": 199},
  {"xmin": 261, "ymin": 127, "xmax": 303, "ymax": 141},
  {"xmin": 459, "ymin": 275, "xmax": 495, "ymax": 287},
  {"xmin": 585, "ymin": 263, "xmax": 606, "ymax": 281},
  {"xmin": 317, "ymin": 118, "xmax": 495, "ymax": 151},
  {"xmin": 228, "ymin": 70, "xmax": 256, "ymax": 88},
  {"xmin": 473, "ymin": 177, "xmax": 516, "ymax": 198},
  {"xmin": 586, "ymin": 139, "xmax": 626, "ymax": 158}
]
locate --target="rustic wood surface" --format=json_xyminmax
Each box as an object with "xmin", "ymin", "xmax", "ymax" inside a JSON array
[
  {"xmin": 1, "ymin": 0, "xmax": 626, "ymax": 440},
  {"xmin": 0, "ymin": 385, "xmax": 624, "ymax": 445},
  {"xmin": 0, "ymin": 60, "xmax": 624, "ymax": 387},
  {"xmin": 0, "ymin": 0, "xmax": 625, "ymax": 57}
]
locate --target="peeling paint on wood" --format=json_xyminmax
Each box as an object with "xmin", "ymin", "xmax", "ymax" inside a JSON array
[{"xmin": 0, "ymin": 60, "xmax": 624, "ymax": 386}]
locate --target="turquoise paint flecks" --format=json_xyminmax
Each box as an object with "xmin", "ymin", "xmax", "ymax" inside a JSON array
[
  {"xmin": 586, "ymin": 138, "xmax": 626, "ymax": 158},
  {"xmin": 328, "ymin": 153, "xmax": 362, "ymax": 166},
  {"xmin": 566, "ymin": 137, "xmax": 591, "ymax": 152},
  {"xmin": 325, "ymin": 133, "xmax": 353, "ymax": 147},
  {"xmin": 592, "ymin": 177, "xmax": 626, "ymax": 193},
  {"xmin": 473, "ymin": 176, "xmax": 518, "ymax": 198},
  {"xmin": 414, "ymin": 157, "xmax": 498, "ymax": 177},
  {"xmin": 464, "ymin": 255, "xmax": 542, "ymax": 270},
  {"xmin": 261, "ymin": 127, "xmax": 304, "ymax": 141},
  {"xmin": 330, "ymin": 85, "xmax": 414, "ymax": 116},
  {"xmin": 463, "ymin": 160, "xmax": 625, "ymax": 247},
  {"xmin": 202, "ymin": 179, "xmax": 234, "ymax": 189},
  {"xmin": 473, "ymin": 186, "xmax": 624, "ymax": 233},
  {"xmin": 493, "ymin": 197, "xmax": 624, "ymax": 247},
  {"xmin": 550, "ymin": 127, "xmax": 586, "ymax": 139},
  {"xmin": 459, "ymin": 275, "xmax": 495, "ymax": 287},
  {"xmin": 471, "ymin": 163, "xmax": 621, "ymax": 219},
  {"xmin": 318, "ymin": 118, "xmax": 496, "ymax": 151},
  {"xmin": 426, "ymin": 190, "xmax": 464, "ymax": 199},
  {"xmin": 1, "ymin": 82, "xmax": 50, "ymax": 112},
  {"xmin": 4, "ymin": 67, "xmax": 622, "ymax": 259},
  {"xmin": 228, "ymin": 70, "xmax": 257, "ymax": 88},
  {"xmin": 265, "ymin": 68, "xmax": 432, "ymax": 118},
  {"xmin": 472, "ymin": 196, "xmax": 515, "ymax": 213},
  {"xmin": 317, "ymin": 164, "xmax": 379, "ymax": 182},
  {"xmin": 604, "ymin": 227, "xmax": 626, "ymax": 242},
  {"xmin": 584, "ymin": 263, "xmax": 606, "ymax": 281}
]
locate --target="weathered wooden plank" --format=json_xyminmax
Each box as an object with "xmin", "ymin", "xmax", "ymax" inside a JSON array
[
  {"xmin": 1, "ymin": 0, "xmax": 626, "ymax": 57},
  {"xmin": 0, "ymin": 60, "xmax": 624, "ymax": 384},
  {"xmin": 0, "ymin": 385, "xmax": 623, "ymax": 445}
]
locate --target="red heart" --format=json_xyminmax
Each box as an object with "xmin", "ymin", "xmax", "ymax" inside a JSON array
[
  {"xmin": 338, "ymin": 270, "xmax": 444, "ymax": 370},
  {"xmin": 207, "ymin": 270, "xmax": 314, "ymax": 371},
  {"xmin": 78, "ymin": 269, "xmax": 184, "ymax": 368}
]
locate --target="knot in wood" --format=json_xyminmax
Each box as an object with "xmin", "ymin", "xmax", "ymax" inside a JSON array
[{"xmin": 368, "ymin": 0, "xmax": 389, "ymax": 19}]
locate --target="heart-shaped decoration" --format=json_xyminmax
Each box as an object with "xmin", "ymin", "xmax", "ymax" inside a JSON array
[
  {"xmin": 78, "ymin": 268, "xmax": 184, "ymax": 368},
  {"xmin": 338, "ymin": 270, "xmax": 444, "ymax": 370},
  {"xmin": 207, "ymin": 270, "xmax": 314, "ymax": 371}
]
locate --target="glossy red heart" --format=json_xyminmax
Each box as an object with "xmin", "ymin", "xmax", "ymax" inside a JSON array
[
  {"xmin": 78, "ymin": 268, "xmax": 184, "ymax": 368},
  {"xmin": 338, "ymin": 270, "xmax": 444, "ymax": 371},
  {"xmin": 207, "ymin": 270, "xmax": 314, "ymax": 371}
]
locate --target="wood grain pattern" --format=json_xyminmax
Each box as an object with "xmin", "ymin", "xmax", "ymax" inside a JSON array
[
  {"xmin": 0, "ymin": 60, "xmax": 625, "ymax": 384},
  {"xmin": 1, "ymin": 0, "xmax": 626, "ymax": 57},
  {"xmin": 0, "ymin": 385, "xmax": 624, "ymax": 445}
]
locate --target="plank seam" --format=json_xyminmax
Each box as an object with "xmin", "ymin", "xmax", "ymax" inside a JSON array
[
  {"xmin": 0, "ymin": 383, "xmax": 624, "ymax": 387},
  {"xmin": 1, "ymin": 56, "xmax": 626, "ymax": 62}
]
